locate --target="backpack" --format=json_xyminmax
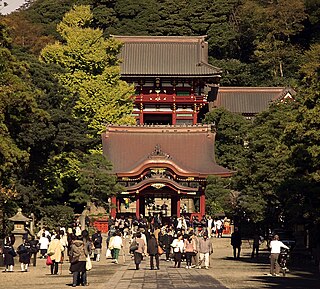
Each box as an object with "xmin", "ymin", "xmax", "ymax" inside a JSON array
[{"xmin": 129, "ymin": 239, "xmax": 139, "ymax": 253}]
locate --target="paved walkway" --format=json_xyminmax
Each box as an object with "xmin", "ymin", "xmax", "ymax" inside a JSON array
[{"xmin": 1, "ymin": 236, "xmax": 319, "ymax": 289}]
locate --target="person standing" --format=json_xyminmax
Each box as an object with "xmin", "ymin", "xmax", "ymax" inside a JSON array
[
  {"xmin": 171, "ymin": 233, "xmax": 184, "ymax": 268},
  {"xmin": 39, "ymin": 233, "xmax": 50, "ymax": 258},
  {"xmin": 207, "ymin": 216, "xmax": 213, "ymax": 238},
  {"xmin": 17, "ymin": 238, "xmax": 31, "ymax": 272},
  {"xmin": 159, "ymin": 228, "xmax": 174, "ymax": 261},
  {"xmin": 147, "ymin": 234, "xmax": 160, "ymax": 270},
  {"xmin": 268, "ymin": 234, "xmax": 289, "ymax": 276},
  {"xmin": 3, "ymin": 237, "xmax": 15, "ymax": 272},
  {"xmin": 197, "ymin": 233, "xmax": 213, "ymax": 269},
  {"xmin": 133, "ymin": 232, "xmax": 146, "ymax": 270},
  {"xmin": 92, "ymin": 230, "xmax": 102, "ymax": 262},
  {"xmin": 47, "ymin": 234, "xmax": 64, "ymax": 275},
  {"xmin": 251, "ymin": 232, "xmax": 261, "ymax": 259},
  {"xmin": 69, "ymin": 235, "xmax": 89, "ymax": 286},
  {"xmin": 29, "ymin": 236, "xmax": 39, "ymax": 266},
  {"xmin": 231, "ymin": 227, "xmax": 242, "ymax": 259},
  {"xmin": 184, "ymin": 235, "xmax": 196, "ymax": 269},
  {"xmin": 109, "ymin": 231, "xmax": 122, "ymax": 264}
]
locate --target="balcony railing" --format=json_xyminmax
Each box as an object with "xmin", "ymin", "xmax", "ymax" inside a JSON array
[{"xmin": 134, "ymin": 93, "xmax": 207, "ymax": 103}]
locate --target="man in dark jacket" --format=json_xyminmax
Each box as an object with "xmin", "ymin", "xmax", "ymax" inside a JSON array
[
  {"xmin": 29, "ymin": 235, "xmax": 39, "ymax": 266},
  {"xmin": 92, "ymin": 230, "xmax": 102, "ymax": 261},
  {"xmin": 147, "ymin": 234, "xmax": 159, "ymax": 270},
  {"xmin": 231, "ymin": 227, "xmax": 242, "ymax": 259},
  {"xmin": 159, "ymin": 229, "xmax": 174, "ymax": 261},
  {"xmin": 17, "ymin": 238, "xmax": 31, "ymax": 272}
]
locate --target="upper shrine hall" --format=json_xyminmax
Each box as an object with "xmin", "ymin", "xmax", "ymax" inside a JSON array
[{"xmin": 102, "ymin": 36, "xmax": 232, "ymax": 219}]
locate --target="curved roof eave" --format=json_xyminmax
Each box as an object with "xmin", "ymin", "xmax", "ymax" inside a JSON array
[
  {"xmin": 125, "ymin": 177, "xmax": 197, "ymax": 193},
  {"xmin": 116, "ymin": 159, "xmax": 233, "ymax": 178}
]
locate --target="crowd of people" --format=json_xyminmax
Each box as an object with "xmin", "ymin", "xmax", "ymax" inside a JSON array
[
  {"xmin": 1, "ymin": 213, "xmax": 291, "ymax": 286},
  {"xmin": 1, "ymin": 225, "xmax": 93, "ymax": 287},
  {"xmin": 105, "ymin": 214, "xmax": 223, "ymax": 270}
]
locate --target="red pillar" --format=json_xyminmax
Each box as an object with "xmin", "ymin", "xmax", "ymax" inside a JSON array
[
  {"xmin": 136, "ymin": 194, "xmax": 140, "ymax": 219},
  {"xmin": 139, "ymin": 112, "xmax": 144, "ymax": 124},
  {"xmin": 193, "ymin": 103, "xmax": 198, "ymax": 124},
  {"xmin": 177, "ymin": 195, "xmax": 181, "ymax": 217},
  {"xmin": 172, "ymin": 111, "xmax": 177, "ymax": 125},
  {"xmin": 200, "ymin": 191, "xmax": 206, "ymax": 217},
  {"xmin": 111, "ymin": 196, "xmax": 117, "ymax": 219},
  {"xmin": 193, "ymin": 112, "xmax": 197, "ymax": 124}
]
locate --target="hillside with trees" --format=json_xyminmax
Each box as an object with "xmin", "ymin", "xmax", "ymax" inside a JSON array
[{"xmin": 0, "ymin": 1, "xmax": 319, "ymax": 237}]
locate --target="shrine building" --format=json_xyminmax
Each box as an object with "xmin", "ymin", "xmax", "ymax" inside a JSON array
[{"xmin": 102, "ymin": 36, "xmax": 233, "ymax": 219}]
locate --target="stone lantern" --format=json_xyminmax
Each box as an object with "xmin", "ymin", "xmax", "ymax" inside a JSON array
[{"xmin": 9, "ymin": 208, "xmax": 31, "ymax": 245}]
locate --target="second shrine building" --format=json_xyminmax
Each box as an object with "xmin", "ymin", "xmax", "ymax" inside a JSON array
[{"xmin": 102, "ymin": 35, "xmax": 273, "ymax": 219}]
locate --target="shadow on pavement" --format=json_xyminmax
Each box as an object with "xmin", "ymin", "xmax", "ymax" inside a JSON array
[{"xmin": 223, "ymin": 251, "xmax": 320, "ymax": 289}]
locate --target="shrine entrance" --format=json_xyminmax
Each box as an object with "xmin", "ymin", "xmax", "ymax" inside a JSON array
[{"xmin": 116, "ymin": 181, "xmax": 203, "ymax": 219}]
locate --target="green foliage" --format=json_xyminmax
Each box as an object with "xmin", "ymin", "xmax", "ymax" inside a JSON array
[
  {"xmin": 40, "ymin": 5, "xmax": 135, "ymax": 132},
  {"xmin": 203, "ymin": 107, "xmax": 249, "ymax": 171},
  {"xmin": 238, "ymin": 102, "xmax": 298, "ymax": 224},
  {"xmin": 205, "ymin": 175, "xmax": 235, "ymax": 216},
  {"xmin": 72, "ymin": 153, "xmax": 122, "ymax": 208},
  {"xmin": 39, "ymin": 205, "xmax": 74, "ymax": 228}
]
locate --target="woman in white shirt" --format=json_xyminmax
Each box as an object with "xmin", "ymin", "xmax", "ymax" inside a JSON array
[
  {"xmin": 39, "ymin": 233, "xmax": 50, "ymax": 258},
  {"xmin": 109, "ymin": 231, "xmax": 123, "ymax": 264},
  {"xmin": 171, "ymin": 233, "xmax": 184, "ymax": 268},
  {"xmin": 269, "ymin": 234, "xmax": 289, "ymax": 276}
]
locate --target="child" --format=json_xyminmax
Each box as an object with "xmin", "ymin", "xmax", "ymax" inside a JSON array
[
  {"xmin": 17, "ymin": 238, "xmax": 31, "ymax": 272},
  {"xmin": 3, "ymin": 237, "xmax": 16, "ymax": 272}
]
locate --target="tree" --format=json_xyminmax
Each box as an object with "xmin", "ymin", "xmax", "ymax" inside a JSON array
[
  {"xmin": 40, "ymin": 5, "xmax": 135, "ymax": 132},
  {"xmin": 281, "ymin": 44, "xmax": 320, "ymax": 225},
  {"xmin": 205, "ymin": 175, "xmax": 236, "ymax": 217},
  {"xmin": 240, "ymin": 0, "xmax": 306, "ymax": 81},
  {"xmin": 203, "ymin": 107, "xmax": 249, "ymax": 171},
  {"xmin": 71, "ymin": 153, "xmax": 121, "ymax": 208},
  {"xmin": 239, "ymin": 102, "xmax": 298, "ymax": 224}
]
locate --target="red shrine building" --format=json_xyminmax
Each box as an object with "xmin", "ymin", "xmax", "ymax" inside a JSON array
[{"xmin": 102, "ymin": 36, "xmax": 233, "ymax": 219}]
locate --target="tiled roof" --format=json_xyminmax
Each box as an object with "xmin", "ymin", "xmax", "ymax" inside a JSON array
[
  {"xmin": 112, "ymin": 35, "xmax": 222, "ymax": 77},
  {"xmin": 102, "ymin": 124, "xmax": 232, "ymax": 177},
  {"xmin": 215, "ymin": 87, "xmax": 296, "ymax": 114}
]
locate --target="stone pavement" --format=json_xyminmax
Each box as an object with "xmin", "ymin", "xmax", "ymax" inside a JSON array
[{"xmin": 1, "ymin": 236, "xmax": 319, "ymax": 289}]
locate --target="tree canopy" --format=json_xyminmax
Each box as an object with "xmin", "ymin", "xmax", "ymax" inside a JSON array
[{"xmin": 40, "ymin": 5, "xmax": 134, "ymax": 133}]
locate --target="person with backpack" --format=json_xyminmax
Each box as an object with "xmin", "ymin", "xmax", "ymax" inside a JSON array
[
  {"xmin": 3, "ymin": 237, "xmax": 16, "ymax": 272},
  {"xmin": 69, "ymin": 230, "xmax": 92, "ymax": 287},
  {"xmin": 17, "ymin": 238, "xmax": 31, "ymax": 272},
  {"xmin": 133, "ymin": 232, "xmax": 146, "ymax": 270},
  {"xmin": 92, "ymin": 230, "xmax": 102, "ymax": 262}
]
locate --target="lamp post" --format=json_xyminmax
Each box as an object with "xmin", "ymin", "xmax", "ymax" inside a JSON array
[{"xmin": 9, "ymin": 208, "xmax": 30, "ymax": 245}]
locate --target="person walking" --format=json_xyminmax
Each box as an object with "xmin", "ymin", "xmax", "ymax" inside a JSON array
[
  {"xmin": 17, "ymin": 238, "xmax": 31, "ymax": 272},
  {"xmin": 29, "ymin": 236, "xmax": 39, "ymax": 266},
  {"xmin": 3, "ymin": 237, "xmax": 16, "ymax": 272},
  {"xmin": 184, "ymin": 235, "xmax": 196, "ymax": 269},
  {"xmin": 147, "ymin": 234, "xmax": 160, "ymax": 270},
  {"xmin": 231, "ymin": 227, "xmax": 242, "ymax": 259},
  {"xmin": 171, "ymin": 233, "xmax": 184, "ymax": 268},
  {"xmin": 47, "ymin": 234, "xmax": 64, "ymax": 275},
  {"xmin": 39, "ymin": 232, "xmax": 50, "ymax": 258},
  {"xmin": 159, "ymin": 228, "xmax": 174, "ymax": 261},
  {"xmin": 92, "ymin": 230, "xmax": 102, "ymax": 262},
  {"xmin": 251, "ymin": 232, "xmax": 261, "ymax": 259},
  {"xmin": 191, "ymin": 231, "xmax": 200, "ymax": 268},
  {"xmin": 197, "ymin": 233, "xmax": 213, "ymax": 269},
  {"xmin": 109, "ymin": 231, "xmax": 122, "ymax": 264},
  {"xmin": 133, "ymin": 232, "xmax": 146, "ymax": 270},
  {"xmin": 268, "ymin": 234, "xmax": 289, "ymax": 276},
  {"xmin": 69, "ymin": 235, "xmax": 90, "ymax": 287}
]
